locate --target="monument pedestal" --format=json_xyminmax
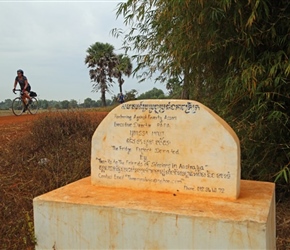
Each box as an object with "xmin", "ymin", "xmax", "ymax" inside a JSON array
[
  {"xmin": 34, "ymin": 100, "xmax": 276, "ymax": 249},
  {"xmin": 33, "ymin": 177, "xmax": 275, "ymax": 249}
]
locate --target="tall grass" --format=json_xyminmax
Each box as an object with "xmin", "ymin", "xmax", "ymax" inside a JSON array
[
  {"xmin": 0, "ymin": 111, "xmax": 107, "ymax": 249},
  {"xmin": 0, "ymin": 110, "xmax": 13, "ymax": 116}
]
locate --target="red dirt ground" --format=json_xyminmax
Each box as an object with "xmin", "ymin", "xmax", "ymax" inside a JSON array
[
  {"xmin": 0, "ymin": 112, "xmax": 108, "ymax": 147},
  {"xmin": 0, "ymin": 114, "xmax": 38, "ymax": 147},
  {"xmin": 0, "ymin": 113, "xmax": 37, "ymax": 125}
]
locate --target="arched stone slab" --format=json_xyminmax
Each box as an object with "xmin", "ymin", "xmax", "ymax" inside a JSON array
[{"xmin": 91, "ymin": 100, "xmax": 240, "ymax": 199}]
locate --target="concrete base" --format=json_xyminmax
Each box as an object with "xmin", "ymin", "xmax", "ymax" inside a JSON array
[{"xmin": 33, "ymin": 178, "xmax": 275, "ymax": 249}]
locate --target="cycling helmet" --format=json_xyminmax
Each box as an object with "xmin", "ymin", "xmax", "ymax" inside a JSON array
[{"xmin": 17, "ymin": 69, "xmax": 24, "ymax": 75}]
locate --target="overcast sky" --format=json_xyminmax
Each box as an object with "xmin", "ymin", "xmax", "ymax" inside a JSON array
[{"xmin": 0, "ymin": 0, "xmax": 167, "ymax": 103}]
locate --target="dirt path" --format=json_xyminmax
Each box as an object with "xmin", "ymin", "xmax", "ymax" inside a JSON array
[
  {"xmin": 0, "ymin": 114, "xmax": 37, "ymax": 125},
  {"xmin": 0, "ymin": 114, "xmax": 37, "ymax": 147}
]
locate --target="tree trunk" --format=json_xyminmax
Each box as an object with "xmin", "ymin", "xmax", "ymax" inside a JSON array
[
  {"xmin": 119, "ymin": 84, "xmax": 123, "ymax": 94},
  {"xmin": 193, "ymin": 70, "xmax": 200, "ymax": 101},
  {"xmin": 181, "ymin": 66, "xmax": 190, "ymax": 100},
  {"xmin": 101, "ymin": 91, "xmax": 107, "ymax": 107},
  {"xmin": 100, "ymin": 78, "xmax": 107, "ymax": 107},
  {"xmin": 118, "ymin": 73, "xmax": 124, "ymax": 94}
]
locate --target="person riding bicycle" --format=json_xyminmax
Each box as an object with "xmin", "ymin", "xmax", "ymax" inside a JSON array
[
  {"xmin": 118, "ymin": 92, "xmax": 125, "ymax": 103},
  {"xmin": 13, "ymin": 69, "xmax": 33, "ymax": 111}
]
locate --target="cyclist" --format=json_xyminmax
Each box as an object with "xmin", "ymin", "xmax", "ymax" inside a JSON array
[
  {"xmin": 13, "ymin": 69, "xmax": 33, "ymax": 111},
  {"xmin": 118, "ymin": 92, "xmax": 125, "ymax": 103}
]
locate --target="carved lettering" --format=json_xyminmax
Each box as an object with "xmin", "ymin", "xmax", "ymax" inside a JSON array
[{"xmin": 92, "ymin": 100, "xmax": 240, "ymax": 199}]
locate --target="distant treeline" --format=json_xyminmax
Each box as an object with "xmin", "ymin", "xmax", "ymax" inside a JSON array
[{"xmin": 0, "ymin": 88, "xmax": 167, "ymax": 110}]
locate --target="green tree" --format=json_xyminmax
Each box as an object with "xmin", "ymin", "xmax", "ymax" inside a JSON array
[
  {"xmin": 40, "ymin": 99, "xmax": 49, "ymax": 109},
  {"xmin": 48, "ymin": 100, "xmax": 59, "ymax": 109},
  {"xmin": 5, "ymin": 99, "xmax": 12, "ymax": 110},
  {"xmin": 54, "ymin": 103, "xmax": 61, "ymax": 110},
  {"xmin": 105, "ymin": 99, "xmax": 112, "ymax": 106},
  {"xmin": 85, "ymin": 42, "xmax": 132, "ymax": 106},
  {"xmin": 166, "ymin": 77, "xmax": 183, "ymax": 99},
  {"xmin": 0, "ymin": 101, "xmax": 4, "ymax": 110},
  {"xmin": 69, "ymin": 99, "xmax": 78, "ymax": 109},
  {"xmin": 61, "ymin": 100, "xmax": 70, "ymax": 109},
  {"xmin": 138, "ymin": 88, "xmax": 166, "ymax": 99},
  {"xmin": 116, "ymin": 54, "xmax": 133, "ymax": 94},
  {"xmin": 83, "ymin": 98, "xmax": 93, "ymax": 108},
  {"xmin": 114, "ymin": 0, "xmax": 290, "ymax": 191},
  {"xmin": 96, "ymin": 100, "xmax": 103, "ymax": 107},
  {"xmin": 0, "ymin": 99, "xmax": 12, "ymax": 110},
  {"xmin": 125, "ymin": 89, "xmax": 138, "ymax": 101},
  {"xmin": 113, "ymin": 1, "xmax": 209, "ymax": 100}
]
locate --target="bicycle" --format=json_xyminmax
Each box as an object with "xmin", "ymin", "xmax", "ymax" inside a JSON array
[{"xmin": 12, "ymin": 89, "xmax": 39, "ymax": 116}]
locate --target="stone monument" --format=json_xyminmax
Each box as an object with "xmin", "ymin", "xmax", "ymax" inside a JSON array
[
  {"xmin": 33, "ymin": 100, "xmax": 276, "ymax": 249},
  {"xmin": 91, "ymin": 100, "xmax": 240, "ymax": 199}
]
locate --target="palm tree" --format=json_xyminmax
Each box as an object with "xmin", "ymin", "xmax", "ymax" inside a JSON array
[
  {"xmin": 85, "ymin": 42, "xmax": 132, "ymax": 106},
  {"xmin": 115, "ymin": 54, "xmax": 133, "ymax": 94}
]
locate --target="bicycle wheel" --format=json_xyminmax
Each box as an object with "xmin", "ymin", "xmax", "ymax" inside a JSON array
[
  {"xmin": 12, "ymin": 97, "xmax": 24, "ymax": 116},
  {"xmin": 28, "ymin": 97, "xmax": 38, "ymax": 115}
]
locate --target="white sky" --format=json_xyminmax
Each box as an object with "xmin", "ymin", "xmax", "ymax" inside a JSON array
[{"xmin": 0, "ymin": 0, "xmax": 167, "ymax": 103}]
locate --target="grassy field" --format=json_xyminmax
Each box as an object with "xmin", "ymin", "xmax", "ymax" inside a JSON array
[{"xmin": 0, "ymin": 109, "xmax": 13, "ymax": 116}]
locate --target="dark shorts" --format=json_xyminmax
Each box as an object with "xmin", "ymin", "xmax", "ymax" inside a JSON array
[{"xmin": 22, "ymin": 84, "xmax": 31, "ymax": 93}]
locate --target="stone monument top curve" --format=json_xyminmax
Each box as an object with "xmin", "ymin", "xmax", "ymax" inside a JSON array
[{"xmin": 91, "ymin": 99, "xmax": 240, "ymax": 199}]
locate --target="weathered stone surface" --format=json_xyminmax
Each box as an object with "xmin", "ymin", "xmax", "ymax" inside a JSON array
[
  {"xmin": 91, "ymin": 100, "xmax": 240, "ymax": 199},
  {"xmin": 33, "ymin": 177, "xmax": 276, "ymax": 250}
]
